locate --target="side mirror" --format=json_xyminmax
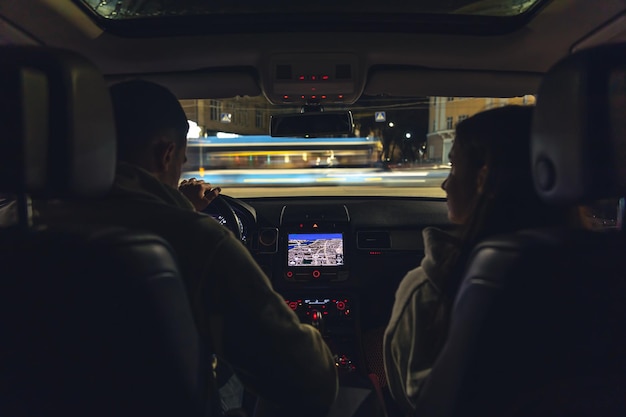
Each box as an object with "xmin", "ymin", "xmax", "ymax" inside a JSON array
[{"xmin": 270, "ymin": 111, "xmax": 354, "ymax": 137}]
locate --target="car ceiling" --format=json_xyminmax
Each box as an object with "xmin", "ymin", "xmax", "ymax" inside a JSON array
[{"xmin": 1, "ymin": 0, "xmax": 626, "ymax": 100}]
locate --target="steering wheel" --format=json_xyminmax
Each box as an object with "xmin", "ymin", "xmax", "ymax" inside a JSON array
[{"xmin": 205, "ymin": 195, "xmax": 243, "ymax": 241}]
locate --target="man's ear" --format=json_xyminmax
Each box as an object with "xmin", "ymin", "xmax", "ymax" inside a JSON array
[
  {"xmin": 476, "ymin": 164, "xmax": 488, "ymax": 194},
  {"xmin": 155, "ymin": 141, "xmax": 176, "ymax": 172}
]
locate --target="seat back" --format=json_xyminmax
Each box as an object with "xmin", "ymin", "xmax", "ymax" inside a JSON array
[
  {"xmin": 0, "ymin": 47, "xmax": 207, "ymax": 417},
  {"xmin": 413, "ymin": 43, "xmax": 626, "ymax": 417}
]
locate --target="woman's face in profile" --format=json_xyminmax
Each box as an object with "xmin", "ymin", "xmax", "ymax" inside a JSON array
[{"xmin": 441, "ymin": 141, "xmax": 480, "ymax": 225}]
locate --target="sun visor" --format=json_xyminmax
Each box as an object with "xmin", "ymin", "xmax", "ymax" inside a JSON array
[
  {"xmin": 364, "ymin": 67, "xmax": 542, "ymax": 98},
  {"xmin": 106, "ymin": 69, "xmax": 261, "ymax": 99}
]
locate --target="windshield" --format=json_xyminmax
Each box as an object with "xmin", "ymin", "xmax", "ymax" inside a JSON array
[{"xmin": 180, "ymin": 95, "xmax": 535, "ymax": 198}]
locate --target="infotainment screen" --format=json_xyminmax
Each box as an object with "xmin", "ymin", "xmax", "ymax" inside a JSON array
[{"xmin": 287, "ymin": 233, "xmax": 344, "ymax": 267}]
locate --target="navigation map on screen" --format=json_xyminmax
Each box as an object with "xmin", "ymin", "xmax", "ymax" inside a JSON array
[{"xmin": 287, "ymin": 233, "xmax": 344, "ymax": 267}]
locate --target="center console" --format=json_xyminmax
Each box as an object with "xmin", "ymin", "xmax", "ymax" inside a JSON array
[{"xmin": 276, "ymin": 204, "xmax": 361, "ymax": 374}]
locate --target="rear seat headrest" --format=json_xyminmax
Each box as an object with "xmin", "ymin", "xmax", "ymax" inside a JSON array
[
  {"xmin": 532, "ymin": 42, "xmax": 626, "ymax": 205},
  {"xmin": 0, "ymin": 46, "xmax": 115, "ymax": 198}
]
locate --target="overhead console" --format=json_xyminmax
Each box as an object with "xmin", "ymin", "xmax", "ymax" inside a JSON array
[
  {"xmin": 278, "ymin": 204, "xmax": 351, "ymax": 284},
  {"xmin": 261, "ymin": 53, "xmax": 364, "ymax": 105}
]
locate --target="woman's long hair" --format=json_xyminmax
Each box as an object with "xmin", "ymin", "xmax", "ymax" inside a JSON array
[{"xmin": 436, "ymin": 105, "xmax": 580, "ymax": 332}]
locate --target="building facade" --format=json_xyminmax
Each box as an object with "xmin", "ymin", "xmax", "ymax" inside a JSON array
[
  {"xmin": 426, "ymin": 96, "xmax": 535, "ymax": 164},
  {"xmin": 180, "ymin": 96, "xmax": 273, "ymax": 136}
]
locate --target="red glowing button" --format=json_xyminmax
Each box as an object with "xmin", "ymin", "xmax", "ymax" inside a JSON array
[
  {"xmin": 312, "ymin": 270, "xmax": 321, "ymax": 279},
  {"xmin": 336, "ymin": 301, "xmax": 346, "ymax": 311},
  {"xmin": 286, "ymin": 271, "xmax": 293, "ymax": 278},
  {"xmin": 288, "ymin": 302, "xmax": 298, "ymax": 310}
]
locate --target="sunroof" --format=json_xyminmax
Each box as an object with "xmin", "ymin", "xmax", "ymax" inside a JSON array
[
  {"xmin": 80, "ymin": 0, "xmax": 542, "ymax": 19},
  {"xmin": 75, "ymin": 0, "xmax": 547, "ymax": 36}
]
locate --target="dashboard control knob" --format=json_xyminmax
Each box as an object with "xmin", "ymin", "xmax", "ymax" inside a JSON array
[{"xmin": 311, "ymin": 309, "xmax": 324, "ymax": 331}]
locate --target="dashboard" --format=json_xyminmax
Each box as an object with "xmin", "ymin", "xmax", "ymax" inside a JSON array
[{"xmin": 204, "ymin": 195, "xmax": 452, "ymax": 382}]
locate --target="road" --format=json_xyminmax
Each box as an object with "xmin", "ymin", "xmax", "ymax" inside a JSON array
[
  {"xmin": 181, "ymin": 167, "xmax": 449, "ymax": 198},
  {"xmin": 222, "ymin": 186, "xmax": 445, "ymax": 198}
]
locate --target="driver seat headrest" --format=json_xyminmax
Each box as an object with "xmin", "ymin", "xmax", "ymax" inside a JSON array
[{"xmin": 0, "ymin": 46, "xmax": 116, "ymax": 199}]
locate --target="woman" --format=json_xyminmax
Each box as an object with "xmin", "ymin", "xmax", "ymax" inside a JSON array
[{"xmin": 383, "ymin": 105, "xmax": 581, "ymax": 415}]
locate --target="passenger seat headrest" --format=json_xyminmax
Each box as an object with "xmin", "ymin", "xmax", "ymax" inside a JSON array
[
  {"xmin": 532, "ymin": 43, "xmax": 626, "ymax": 205},
  {"xmin": 0, "ymin": 47, "xmax": 115, "ymax": 198}
]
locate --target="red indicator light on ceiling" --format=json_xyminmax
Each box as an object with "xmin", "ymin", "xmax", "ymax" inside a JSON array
[
  {"xmin": 311, "ymin": 75, "xmax": 317, "ymax": 81},
  {"xmin": 283, "ymin": 95, "xmax": 289, "ymax": 99},
  {"xmin": 311, "ymin": 87, "xmax": 316, "ymax": 91},
  {"xmin": 369, "ymin": 251, "xmax": 382, "ymax": 255},
  {"xmin": 311, "ymin": 95, "xmax": 317, "ymax": 99},
  {"xmin": 299, "ymin": 75, "xmax": 305, "ymax": 80},
  {"xmin": 322, "ymin": 75, "xmax": 329, "ymax": 80},
  {"xmin": 321, "ymin": 95, "xmax": 327, "ymax": 99},
  {"xmin": 338, "ymin": 95, "xmax": 344, "ymax": 99},
  {"xmin": 301, "ymin": 95, "xmax": 305, "ymax": 99},
  {"xmin": 299, "ymin": 223, "xmax": 304, "ymax": 228}
]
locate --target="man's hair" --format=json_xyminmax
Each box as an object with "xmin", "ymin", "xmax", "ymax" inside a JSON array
[{"xmin": 109, "ymin": 80, "xmax": 189, "ymax": 162}]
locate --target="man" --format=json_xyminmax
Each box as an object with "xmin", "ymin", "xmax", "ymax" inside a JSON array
[{"xmin": 43, "ymin": 80, "xmax": 338, "ymax": 416}]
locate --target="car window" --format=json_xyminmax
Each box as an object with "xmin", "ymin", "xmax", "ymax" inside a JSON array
[{"xmin": 180, "ymin": 95, "xmax": 535, "ymax": 198}]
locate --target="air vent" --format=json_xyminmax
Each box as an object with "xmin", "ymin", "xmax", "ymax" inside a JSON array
[
  {"xmin": 257, "ymin": 228, "xmax": 279, "ymax": 254},
  {"xmin": 357, "ymin": 231, "xmax": 391, "ymax": 249}
]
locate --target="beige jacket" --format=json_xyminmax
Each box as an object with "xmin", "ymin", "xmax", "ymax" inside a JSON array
[{"xmin": 383, "ymin": 226, "xmax": 460, "ymax": 414}]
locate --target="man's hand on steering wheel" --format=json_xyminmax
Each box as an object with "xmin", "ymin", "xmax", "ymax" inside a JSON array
[{"xmin": 179, "ymin": 178, "xmax": 222, "ymax": 211}]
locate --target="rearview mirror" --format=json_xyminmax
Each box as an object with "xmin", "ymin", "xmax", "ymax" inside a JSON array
[{"xmin": 270, "ymin": 111, "xmax": 354, "ymax": 137}]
